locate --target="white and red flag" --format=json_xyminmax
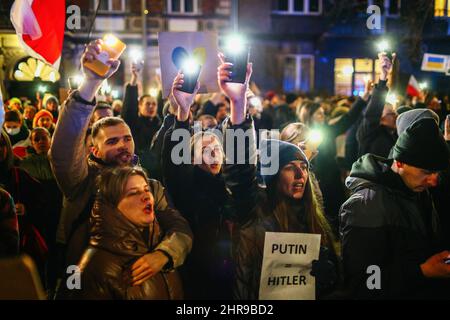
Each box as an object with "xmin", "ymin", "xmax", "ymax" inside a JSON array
[
  {"xmin": 406, "ymin": 75, "xmax": 421, "ymax": 97},
  {"xmin": 10, "ymin": 0, "xmax": 65, "ymax": 70}
]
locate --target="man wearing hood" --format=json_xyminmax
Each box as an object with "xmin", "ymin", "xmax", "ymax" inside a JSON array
[
  {"xmin": 49, "ymin": 40, "xmax": 192, "ymax": 294},
  {"xmin": 340, "ymin": 117, "xmax": 450, "ymax": 299}
]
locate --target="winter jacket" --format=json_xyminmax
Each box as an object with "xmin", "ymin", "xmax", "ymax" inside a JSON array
[
  {"xmin": 161, "ymin": 117, "xmax": 237, "ymax": 299},
  {"xmin": 357, "ymin": 80, "xmax": 397, "ymax": 158},
  {"xmin": 222, "ymin": 117, "xmax": 340, "ymax": 300},
  {"xmin": 64, "ymin": 200, "xmax": 184, "ymax": 300},
  {"xmin": 49, "ymin": 91, "xmax": 193, "ymax": 268},
  {"xmin": 20, "ymin": 153, "xmax": 62, "ymax": 257},
  {"xmin": 142, "ymin": 113, "xmax": 176, "ymax": 182},
  {"xmin": 0, "ymin": 166, "xmax": 45, "ymax": 235},
  {"xmin": 20, "ymin": 153, "xmax": 54, "ymax": 181},
  {"xmin": 430, "ymin": 141, "xmax": 450, "ymax": 249},
  {"xmin": 121, "ymin": 84, "xmax": 162, "ymax": 154},
  {"xmin": 0, "ymin": 187, "xmax": 19, "ymax": 257},
  {"xmin": 340, "ymin": 154, "xmax": 448, "ymax": 299},
  {"xmin": 7, "ymin": 125, "xmax": 30, "ymax": 158},
  {"xmin": 312, "ymin": 98, "xmax": 365, "ymax": 228}
]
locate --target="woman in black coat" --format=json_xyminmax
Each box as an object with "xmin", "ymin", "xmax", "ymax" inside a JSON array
[
  {"xmin": 162, "ymin": 72, "xmax": 237, "ymax": 299},
  {"xmin": 298, "ymin": 99, "xmax": 365, "ymax": 230}
]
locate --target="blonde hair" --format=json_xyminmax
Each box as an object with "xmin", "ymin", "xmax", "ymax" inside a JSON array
[{"xmin": 280, "ymin": 122, "xmax": 309, "ymax": 145}]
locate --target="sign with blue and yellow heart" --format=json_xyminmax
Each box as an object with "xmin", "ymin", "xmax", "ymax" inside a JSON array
[{"xmin": 158, "ymin": 32, "xmax": 219, "ymax": 98}]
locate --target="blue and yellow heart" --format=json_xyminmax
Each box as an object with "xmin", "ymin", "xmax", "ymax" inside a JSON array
[{"xmin": 171, "ymin": 46, "xmax": 206, "ymax": 69}]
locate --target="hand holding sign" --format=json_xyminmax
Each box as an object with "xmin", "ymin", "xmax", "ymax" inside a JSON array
[
  {"xmin": 310, "ymin": 246, "xmax": 338, "ymax": 296},
  {"xmin": 259, "ymin": 232, "xmax": 321, "ymax": 300}
]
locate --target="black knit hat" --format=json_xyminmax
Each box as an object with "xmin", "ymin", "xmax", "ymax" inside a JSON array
[
  {"xmin": 393, "ymin": 118, "xmax": 449, "ymax": 171},
  {"xmin": 260, "ymin": 139, "xmax": 309, "ymax": 186}
]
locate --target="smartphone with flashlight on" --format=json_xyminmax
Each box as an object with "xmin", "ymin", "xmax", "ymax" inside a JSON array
[
  {"xmin": 179, "ymin": 59, "xmax": 201, "ymax": 94},
  {"xmin": 84, "ymin": 34, "xmax": 126, "ymax": 77},
  {"xmin": 224, "ymin": 47, "xmax": 250, "ymax": 84},
  {"xmin": 68, "ymin": 77, "xmax": 80, "ymax": 90}
]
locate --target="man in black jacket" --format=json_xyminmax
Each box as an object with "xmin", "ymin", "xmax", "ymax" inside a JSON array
[
  {"xmin": 357, "ymin": 53, "xmax": 398, "ymax": 158},
  {"xmin": 340, "ymin": 117, "xmax": 450, "ymax": 299},
  {"xmin": 121, "ymin": 62, "xmax": 162, "ymax": 155}
]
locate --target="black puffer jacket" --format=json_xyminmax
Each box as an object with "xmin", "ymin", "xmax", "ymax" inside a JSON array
[
  {"xmin": 340, "ymin": 154, "xmax": 449, "ymax": 299},
  {"xmin": 67, "ymin": 200, "xmax": 185, "ymax": 300}
]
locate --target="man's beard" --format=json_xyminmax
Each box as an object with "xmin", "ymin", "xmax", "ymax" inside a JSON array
[{"xmin": 112, "ymin": 151, "xmax": 132, "ymax": 166}]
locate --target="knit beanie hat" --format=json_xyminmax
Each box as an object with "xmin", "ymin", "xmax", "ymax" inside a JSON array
[
  {"xmin": 33, "ymin": 109, "xmax": 54, "ymax": 128},
  {"xmin": 260, "ymin": 139, "xmax": 309, "ymax": 186},
  {"xmin": 396, "ymin": 108, "xmax": 439, "ymax": 136},
  {"xmin": 393, "ymin": 118, "xmax": 449, "ymax": 171}
]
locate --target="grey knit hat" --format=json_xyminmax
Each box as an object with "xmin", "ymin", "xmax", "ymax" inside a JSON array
[{"xmin": 396, "ymin": 108, "xmax": 439, "ymax": 136}]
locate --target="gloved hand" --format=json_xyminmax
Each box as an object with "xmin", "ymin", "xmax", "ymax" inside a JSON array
[{"xmin": 310, "ymin": 246, "xmax": 337, "ymax": 296}]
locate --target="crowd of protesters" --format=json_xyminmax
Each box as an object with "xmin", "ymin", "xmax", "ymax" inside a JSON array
[{"xmin": 1, "ymin": 38, "xmax": 450, "ymax": 300}]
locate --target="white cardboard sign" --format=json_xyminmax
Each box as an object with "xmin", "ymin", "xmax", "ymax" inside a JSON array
[{"xmin": 259, "ymin": 232, "xmax": 321, "ymax": 300}]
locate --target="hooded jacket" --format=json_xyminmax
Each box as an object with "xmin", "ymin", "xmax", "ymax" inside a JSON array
[
  {"xmin": 340, "ymin": 154, "xmax": 446, "ymax": 299},
  {"xmin": 64, "ymin": 200, "xmax": 183, "ymax": 300}
]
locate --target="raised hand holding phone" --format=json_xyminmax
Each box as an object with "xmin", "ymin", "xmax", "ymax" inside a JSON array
[
  {"xmin": 171, "ymin": 71, "xmax": 200, "ymax": 122},
  {"xmin": 217, "ymin": 52, "xmax": 252, "ymax": 125}
]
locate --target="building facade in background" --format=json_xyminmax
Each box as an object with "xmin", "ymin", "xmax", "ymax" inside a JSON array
[{"xmin": 0, "ymin": 0, "xmax": 449, "ymax": 99}]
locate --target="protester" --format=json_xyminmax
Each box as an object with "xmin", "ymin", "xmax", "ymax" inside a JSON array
[
  {"xmin": 62, "ymin": 167, "xmax": 188, "ymax": 300},
  {"xmin": 206, "ymin": 55, "xmax": 340, "ymax": 300},
  {"xmin": 112, "ymin": 99, "xmax": 123, "ymax": 117},
  {"xmin": 121, "ymin": 61, "xmax": 162, "ymax": 155},
  {"xmin": 0, "ymin": 187, "xmax": 19, "ymax": 258},
  {"xmin": 44, "ymin": 96, "xmax": 59, "ymax": 122},
  {"xmin": 49, "ymin": 40, "xmax": 193, "ymax": 293},
  {"xmin": 3, "ymin": 110, "xmax": 31, "ymax": 158},
  {"xmin": 340, "ymin": 118, "xmax": 450, "ymax": 299},
  {"xmin": 357, "ymin": 53, "xmax": 398, "ymax": 158},
  {"xmin": 298, "ymin": 97, "xmax": 365, "ymax": 231},
  {"xmin": 0, "ymin": 130, "xmax": 47, "ymax": 279},
  {"xmin": 33, "ymin": 109, "xmax": 55, "ymax": 135},
  {"xmin": 19, "ymin": 127, "xmax": 62, "ymax": 294},
  {"xmin": 89, "ymin": 102, "xmax": 114, "ymax": 126},
  {"xmin": 23, "ymin": 105, "xmax": 37, "ymax": 129},
  {"xmin": 160, "ymin": 64, "xmax": 246, "ymax": 299},
  {"xmin": 8, "ymin": 98, "xmax": 22, "ymax": 113}
]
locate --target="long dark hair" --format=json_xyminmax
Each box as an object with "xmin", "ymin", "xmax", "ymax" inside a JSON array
[{"xmin": 265, "ymin": 172, "xmax": 338, "ymax": 256}]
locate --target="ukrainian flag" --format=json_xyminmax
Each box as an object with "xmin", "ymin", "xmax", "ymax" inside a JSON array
[{"xmin": 425, "ymin": 56, "xmax": 446, "ymax": 69}]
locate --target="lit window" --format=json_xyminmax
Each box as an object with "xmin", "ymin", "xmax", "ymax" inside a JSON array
[
  {"xmin": 168, "ymin": 0, "xmax": 198, "ymax": 14},
  {"xmin": 94, "ymin": 0, "xmax": 126, "ymax": 12},
  {"xmin": 334, "ymin": 58, "xmax": 381, "ymax": 96},
  {"xmin": 273, "ymin": 0, "xmax": 322, "ymax": 15},
  {"xmin": 283, "ymin": 55, "xmax": 315, "ymax": 92},
  {"xmin": 435, "ymin": 0, "xmax": 450, "ymax": 17}
]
